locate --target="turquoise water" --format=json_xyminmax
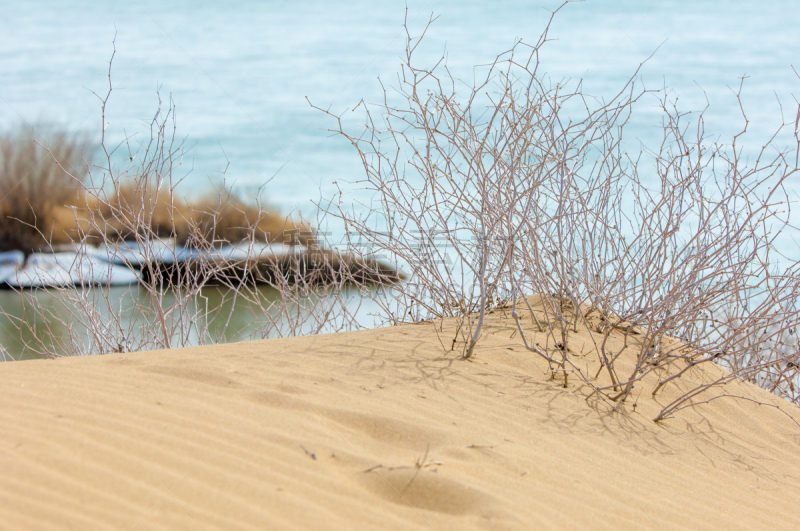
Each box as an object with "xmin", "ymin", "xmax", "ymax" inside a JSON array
[{"xmin": 2, "ymin": 0, "xmax": 798, "ymax": 215}]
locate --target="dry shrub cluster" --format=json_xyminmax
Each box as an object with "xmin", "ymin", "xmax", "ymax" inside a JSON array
[
  {"xmin": 72, "ymin": 183, "xmax": 315, "ymax": 247},
  {"xmin": 0, "ymin": 128, "xmax": 89, "ymax": 252},
  {"xmin": 0, "ymin": 129, "xmax": 313, "ymax": 252},
  {"xmin": 315, "ymin": 5, "xmax": 800, "ymax": 421}
]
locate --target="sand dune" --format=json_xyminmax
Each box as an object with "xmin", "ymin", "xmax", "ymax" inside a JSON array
[{"xmin": 2, "ymin": 305, "xmax": 800, "ymax": 530}]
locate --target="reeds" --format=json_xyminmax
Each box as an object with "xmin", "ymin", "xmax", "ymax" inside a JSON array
[
  {"xmin": 80, "ymin": 183, "xmax": 316, "ymax": 247},
  {"xmin": 0, "ymin": 135, "xmax": 314, "ymax": 251},
  {"xmin": 0, "ymin": 122, "xmax": 318, "ymax": 252},
  {"xmin": 0, "ymin": 127, "xmax": 90, "ymax": 252}
]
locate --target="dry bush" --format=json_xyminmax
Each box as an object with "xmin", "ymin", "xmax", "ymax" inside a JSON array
[
  {"xmin": 0, "ymin": 133, "xmax": 314, "ymax": 250},
  {"xmin": 80, "ymin": 182, "xmax": 314, "ymax": 246},
  {"xmin": 316, "ymin": 4, "xmax": 800, "ymax": 421},
  {"xmin": 0, "ymin": 126, "xmax": 91, "ymax": 252},
  {"xmin": 91, "ymin": 182, "xmax": 193, "ymax": 243},
  {"xmin": 185, "ymin": 191, "xmax": 316, "ymax": 247}
]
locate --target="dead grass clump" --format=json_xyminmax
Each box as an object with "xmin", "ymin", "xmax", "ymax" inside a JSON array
[
  {"xmin": 87, "ymin": 183, "xmax": 193, "ymax": 243},
  {"xmin": 90, "ymin": 183, "xmax": 315, "ymax": 246},
  {"xmin": 0, "ymin": 126, "xmax": 91, "ymax": 252},
  {"xmin": 0, "ymin": 154, "xmax": 314, "ymax": 250},
  {"xmin": 0, "ymin": 126, "xmax": 314, "ymax": 250},
  {"xmin": 187, "ymin": 192, "xmax": 316, "ymax": 247}
]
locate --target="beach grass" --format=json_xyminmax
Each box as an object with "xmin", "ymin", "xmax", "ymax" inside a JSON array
[{"xmin": 0, "ymin": 126, "xmax": 315, "ymax": 253}]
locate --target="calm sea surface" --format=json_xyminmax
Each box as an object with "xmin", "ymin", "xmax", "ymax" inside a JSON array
[
  {"xmin": 1, "ymin": 1, "xmax": 799, "ymax": 358},
  {"xmin": 2, "ymin": 0, "xmax": 798, "ymax": 213}
]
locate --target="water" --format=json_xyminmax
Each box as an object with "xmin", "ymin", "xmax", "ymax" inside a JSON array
[
  {"xmin": 0, "ymin": 283, "xmax": 380, "ymax": 360},
  {"xmin": 1, "ymin": 1, "xmax": 799, "ymax": 358},
  {"xmin": 2, "ymin": 0, "xmax": 798, "ymax": 214}
]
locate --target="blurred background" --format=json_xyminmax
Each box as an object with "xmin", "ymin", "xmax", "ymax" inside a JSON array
[{"xmin": 2, "ymin": 0, "xmax": 797, "ymax": 217}]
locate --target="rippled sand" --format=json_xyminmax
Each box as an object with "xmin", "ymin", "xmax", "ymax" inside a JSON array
[{"xmin": 2, "ymin": 306, "xmax": 799, "ymax": 530}]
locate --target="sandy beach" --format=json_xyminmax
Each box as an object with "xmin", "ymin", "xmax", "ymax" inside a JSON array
[{"xmin": 2, "ymin": 304, "xmax": 800, "ymax": 530}]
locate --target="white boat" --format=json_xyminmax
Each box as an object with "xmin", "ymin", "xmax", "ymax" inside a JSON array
[
  {"xmin": 1, "ymin": 240, "xmax": 309, "ymax": 289},
  {"xmin": 100, "ymin": 240, "xmax": 307, "ymax": 267},
  {"xmin": 7, "ymin": 252, "xmax": 140, "ymax": 288},
  {"xmin": 98, "ymin": 238, "xmax": 193, "ymax": 268},
  {"xmin": 0, "ymin": 251, "xmax": 25, "ymax": 285}
]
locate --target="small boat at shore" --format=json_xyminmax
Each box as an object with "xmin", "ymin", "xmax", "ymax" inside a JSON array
[
  {"xmin": 0, "ymin": 251, "xmax": 25, "ymax": 284},
  {"xmin": 0, "ymin": 239, "xmax": 400, "ymax": 288},
  {"xmin": 3, "ymin": 251, "xmax": 140, "ymax": 288},
  {"xmin": 99, "ymin": 239, "xmax": 306, "ymax": 268}
]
